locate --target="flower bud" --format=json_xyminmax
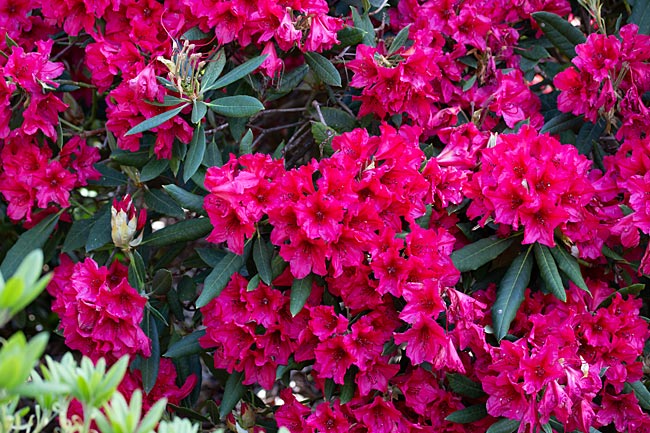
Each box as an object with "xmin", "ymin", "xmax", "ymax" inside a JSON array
[{"xmin": 111, "ymin": 194, "xmax": 146, "ymax": 251}]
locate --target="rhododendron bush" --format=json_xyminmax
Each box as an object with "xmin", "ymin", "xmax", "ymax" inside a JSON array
[{"xmin": 3, "ymin": 0, "xmax": 650, "ymax": 432}]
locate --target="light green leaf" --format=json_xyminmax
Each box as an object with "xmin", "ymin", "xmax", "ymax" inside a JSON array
[
  {"xmin": 534, "ymin": 243, "xmax": 566, "ymax": 302},
  {"xmin": 451, "ymin": 237, "xmax": 514, "ymax": 272},
  {"xmin": 304, "ymin": 52, "xmax": 341, "ymax": 87},
  {"xmin": 126, "ymin": 103, "xmax": 189, "ymax": 136},
  {"xmin": 493, "ymin": 246, "xmax": 534, "ymax": 341}
]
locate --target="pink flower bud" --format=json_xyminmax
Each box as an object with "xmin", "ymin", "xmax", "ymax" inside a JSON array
[{"xmin": 111, "ymin": 194, "xmax": 147, "ymax": 250}]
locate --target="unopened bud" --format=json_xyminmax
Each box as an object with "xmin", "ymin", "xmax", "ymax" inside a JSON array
[{"xmin": 111, "ymin": 194, "xmax": 147, "ymax": 251}]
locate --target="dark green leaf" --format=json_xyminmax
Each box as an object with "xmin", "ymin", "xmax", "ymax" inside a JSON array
[
  {"xmin": 219, "ymin": 371, "xmax": 245, "ymax": 419},
  {"xmin": 151, "ymin": 269, "xmax": 173, "ymax": 295},
  {"xmin": 111, "ymin": 149, "xmax": 150, "ymax": 167},
  {"xmin": 203, "ymin": 139, "xmax": 223, "ymax": 167},
  {"xmin": 196, "ymin": 252, "xmax": 245, "ymax": 308},
  {"xmin": 142, "ymin": 217, "xmax": 213, "ymax": 247},
  {"xmin": 62, "ymin": 218, "xmax": 92, "ymax": 253},
  {"xmin": 493, "ymin": 246, "xmax": 534, "ymax": 341},
  {"xmin": 163, "ymin": 185, "xmax": 205, "ymax": 214},
  {"xmin": 205, "ymin": 55, "xmax": 268, "ymax": 92},
  {"xmin": 532, "ymin": 12, "xmax": 587, "ymax": 58},
  {"xmin": 598, "ymin": 284, "xmax": 645, "ymax": 308},
  {"xmin": 126, "ymin": 103, "xmax": 189, "ymax": 136},
  {"xmin": 207, "ymin": 96, "xmax": 264, "ymax": 117},
  {"xmin": 290, "ymin": 274, "xmax": 313, "ymax": 316},
  {"xmin": 181, "ymin": 26, "xmax": 211, "ymax": 40},
  {"xmin": 184, "ymin": 125, "xmax": 207, "ymax": 182},
  {"xmin": 140, "ymin": 158, "xmax": 169, "ymax": 182},
  {"xmin": 239, "ymin": 129, "xmax": 254, "ymax": 155},
  {"xmin": 201, "ymin": 49, "xmax": 226, "ymax": 91},
  {"xmin": 388, "ymin": 24, "xmax": 410, "ymax": 55},
  {"xmin": 128, "ymin": 250, "xmax": 147, "ymax": 291},
  {"xmin": 576, "ymin": 118, "xmax": 606, "ymax": 155},
  {"xmin": 340, "ymin": 367, "xmax": 357, "ymax": 404},
  {"xmin": 351, "ymin": 7, "xmax": 375, "ymax": 46},
  {"xmin": 534, "ymin": 243, "xmax": 566, "ymax": 302},
  {"xmin": 271, "ymin": 254, "xmax": 288, "ymax": 280},
  {"xmin": 191, "ymin": 100, "xmax": 208, "ymax": 124},
  {"xmin": 253, "ymin": 237, "xmax": 274, "ymax": 285},
  {"xmin": 196, "ymin": 248, "xmax": 227, "ymax": 267},
  {"xmin": 1, "ymin": 213, "xmax": 59, "ymax": 278},
  {"xmin": 164, "ymin": 330, "xmax": 207, "ymax": 358},
  {"xmin": 629, "ymin": 0, "xmax": 650, "ymax": 35},
  {"xmin": 266, "ymin": 65, "xmax": 309, "ymax": 101},
  {"xmin": 335, "ymin": 27, "xmax": 365, "ymax": 48},
  {"xmin": 141, "ymin": 311, "xmax": 160, "ymax": 393},
  {"xmin": 305, "ymin": 52, "xmax": 341, "ymax": 87},
  {"xmin": 486, "ymin": 419, "xmax": 520, "ymax": 433},
  {"xmin": 629, "ymin": 380, "xmax": 650, "ymax": 410},
  {"xmin": 85, "ymin": 205, "xmax": 112, "ymax": 252},
  {"xmin": 451, "ymin": 237, "xmax": 515, "ymax": 272},
  {"xmin": 88, "ymin": 164, "xmax": 127, "ymax": 187},
  {"xmin": 549, "ymin": 246, "xmax": 589, "ymax": 292},
  {"xmin": 144, "ymin": 189, "xmax": 185, "ymax": 219},
  {"xmin": 447, "ymin": 374, "xmax": 485, "ymax": 399},
  {"xmin": 319, "ymin": 107, "xmax": 356, "ymax": 132},
  {"xmin": 540, "ymin": 112, "xmax": 583, "ymax": 134},
  {"xmin": 445, "ymin": 404, "xmax": 488, "ymax": 424}
]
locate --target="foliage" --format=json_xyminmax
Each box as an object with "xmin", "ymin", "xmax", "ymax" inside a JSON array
[{"xmin": 1, "ymin": 0, "xmax": 650, "ymax": 432}]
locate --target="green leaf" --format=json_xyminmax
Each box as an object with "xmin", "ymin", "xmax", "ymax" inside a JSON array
[
  {"xmin": 486, "ymin": 419, "xmax": 520, "ymax": 433},
  {"xmin": 534, "ymin": 244, "xmax": 566, "ymax": 302},
  {"xmin": 305, "ymin": 52, "xmax": 341, "ymax": 87},
  {"xmin": 290, "ymin": 274, "xmax": 313, "ymax": 316},
  {"xmin": 140, "ymin": 158, "xmax": 169, "ymax": 182},
  {"xmin": 164, "ymin": 330, "xmax": 207, "ymax": 358},
  {"xmin": 163, "ymin": 185, "xmax": 205, "ymax": 214},
  {"xmin": 447, "ymin": 374, "xmax": 485, "ymax": 399},
  {"xmin": 598, "ymin": 283, "xmax": 645, "ymax": 308},
  {"xmin": 540, "ymin": 112, "xmax": 583, "ymax": 134},
  {"xmin": 141, "ymin": 311, "xmax": 160, "ymax": 393},
  {"xmin": 219, "ymin": 371, "xmax": 245, "ymax": 419},
  {"xmin": 451, "ymin": 237, "xmax": 514, "ymax": 272},
  {"xmin": 151, "ymin": 269, "xmax": 173, "ymax": 295},
  {"xmin": 340, "ymin": 367, "xmax": 357, "ymax": 404},
  {"xmin": 191, "ymin": 100, "xmax": 208, "ymax": 124},
  {"xmin": 266, "ymin": 64, "xmax": 309, "ymax": 101},
  {"xmin": 549, "ymin": 246, "xmax": 589, "ymax": 293},
  {"xmin": 128, "ymin": 250, "xmax": 147, "ymax": 291},
  {"xmin": 1, "ymin": 213, "xmax": 59, "ymax": 278},
  {"xmin": 144, "ymin": 189, "xmax": 186, "ymax": 219},
  {"xmin": 532, "ymin": 12, "xmax": 586, "ymax": 58},
  {"xmin": 629, "ymin": 380, "xmax": 650, "ymax": 410},
  {"xmin": 253, "ymin": 237, "xmax": 274, "ymax": 285},
  {"xmin": 629, "ymin": 0, "xmax": 650, "ymax": 35},
  {"xmin": 576, "ymin": 118, "xmax": 606, "ymax": 155},
  {"xmin": 201, "ymin": 49, "xmax": 226, "ymax": 91},
  {"xmin": 85, "ymin": 204, "xmax": 112, "ymax": 251},
  {"xmin": 62, "ymin": 218, "xmax": 92, "ymax": 253},
  {"xmin": 111, "ymin": 149, "xmax": 150, "ymax": 167},
  {"xmin": 88, "ymin": 164, "xmax": 127, "ymax": 186},
  {"xmin": 203, "ymin": 139, "xmax": 223, "ymax": 167},
  {"xmin": 351, "ymin": 7, "xmax": 375, "ymax": 46},
  {"xmin": 142, "ymin": 217, "xmax": 213, "ymax": 247},
  {"xmin": 445, "ymin": 404, "xmax": 488, "ymax": 424},
  {"xmin": 126, "ymin": 103, "xmax": 189, "ymax": 136},
  {"xmin": 196, "ymin": 252, "xmax": 245, "ymax": 308},
  {"xmin": 319, "ymin": 107, "xmax": 357, "ymax": 132},
  {"xmin": 184, "ymin": 125, "xmax": 207, "ymax": 182},
  {"xmin": 493, "ymin": 246, "xmax": 534, "ymax": 341},
  {"xmin": 388, "ymin": 24, "xmax": 410, "ymax": 55},
  {"xmin": 204, "ymin": 55, "xmax": 268, "ymax": 92},
  {"xmin": 207, "ymin": 96, "xmax": 264, "ymax": 118},
  {"xmin": 335, "ymin": 27, "xmax": 365, "ymax": 48}
]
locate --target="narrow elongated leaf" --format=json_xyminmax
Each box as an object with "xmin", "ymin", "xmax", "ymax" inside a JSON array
[
  {"xmin": 540, "ymin": 112, "xmax": 583, "ymax": 134},
  {"xmin": 447, "ymin": 374, "xmax": 485, "ymax": 399},
  {"xmin": 126, "ymin": 103, "xmax": 189, "ymax": 136},
  {"xmin": 191, "ymin": 100, "xmax": 208, "ymax": 124},
  {"xmin": 184, "ymin": 125, "xmax": 206, "ymax": 182},
  {"xmin": 351, "ymin": 7, "xmax": 375, "ymax": 46},
  {"xmin": 549, "ymin": 246, "xmax": 589, "ymax": 292},
  {"xmin": 493, "ymin": 246, "xmax": 534, "ymax": 341},
  {"xmin": 164, "ymin": 330, "xmax": 207, "ymax": 358},
  {"xmin": 140, "ymin": 158, "xmax": 169, "ymax": 182},
  {"xmin": 335, "ymin": 27, "xmax": 365, "ymax": 48},
  {"xmin": 534, "ymin": 243, "xmax": 566, "ymax": 302},
  {"xmin": 630, "ymin": 380, "xmax": 650, "ymax": 410},
  {"xmin": 532, "ymin": 12, "xmax": 586, "ymax": 58},
  {"xmin": 128, "ymin": 250, "xmax": 147, "ymax": 291},
  {"xmin": 266, "ymin": 64, "xmax": 309, "ymax": 101},
  {"xmin": 445, "ymin": 404, "xmax": 488, "ymax": 424},
  {"xmin": 88, "ymin": 164, "xmax": 127, "ymax": 186},
  {"xmin": 451, "ymin": 237, "xmax": 514, "ymax": 272},
  {"xmin": 142, "ymin": 217, "xmax": 213, "ymax": 247},
  {"xmin": 340, "ymin": 368, "xmax": 357, "ymax": 404},
  {"xmin": 111, "ymin": 149, "xmax": 150, "ymax": 167},
  {"xmin": 219, "ymin": 371, "xmax": 245, "ymax": 419},
  {"xmin": 576, "ymin": 118, "xmax": 606, "ymax": 155},
  {"xmin": 598, "ymin": 284, "xmax": 645, "ymax": 308},
  {"xmin": 629, "ymin": 0, "xmax": 650, "ymax": 35},
  {"xmin": 196, "ymin": 253, "xmax": 244, "ymax": 308},
  {"xmin": 62, "ymin": 218, "xmax": 92, "ymax": 253},
  {"xmin": 388, "ymin": 24, "xmax": 410, "ymax": 55},
  {"xmin": 486, "ymin": 419, "xmax": 520, "ymax": 433},
  {"xmin": 201, "ymin": 49, "xmax": 226, "ymax": 90},
  {"xmin": 1, "ymin": 213, "xmax": 60, "ymax": 278},
  {"xmin": 290, "ymin": 274, "xmax": 313, "ymax": 316},
  {"xmin": 141, "ymin": 311, "xmax": 160, "ymax": 393},
  {"xmin": 239, "ymin": 129, "xmax": 254, "ymax": 155},
  {"xmin": 253, "ymin": 237, "xmax": 273, "ymax": 285},
  {"xmin": 144, "ymin": 189, "xmax": 185, "ymax": 218},
  {"xmin": 204, "ymin": 55, "xmax": 267, "ymax": 92},
  {"xmin": 207, "ymin": 96, "xmax": 264, "ymax": 118},
  {"xmin": 85, "ymin": 205, "xmax": 112, "ymax": 251},
  {"xmin": 304, "ymin": 52, "xmax": 341, "ymax": 87},
  {"xmin": 163, "ymin": 185, "xmax": 205, "ymax": 214}
]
